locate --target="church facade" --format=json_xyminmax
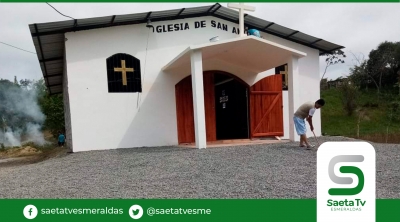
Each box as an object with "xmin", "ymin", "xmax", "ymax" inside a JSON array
[{"xmin": 29, "ymin": 4, "xmax": 343, "ymax": 152}]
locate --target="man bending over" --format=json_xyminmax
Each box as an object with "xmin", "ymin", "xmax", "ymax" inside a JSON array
[{"xmin": 293, "ymin": 99, "xmax": 325, "ymax": 149}]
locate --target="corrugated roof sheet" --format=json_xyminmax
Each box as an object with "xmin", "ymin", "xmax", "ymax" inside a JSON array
[{"xmin": 29, "ymin": 3, "xmax": 344, "ymax": 94}]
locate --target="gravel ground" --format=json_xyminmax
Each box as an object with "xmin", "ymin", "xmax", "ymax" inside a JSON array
[{"xmin": 0, "ymin": 136, "xmax": 398, "ymax": 199}]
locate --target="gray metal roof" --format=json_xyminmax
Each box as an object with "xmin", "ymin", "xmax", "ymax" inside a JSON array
[{"xmin": 29, "ymin": 3, "xmax": 344, "ymax": 94}]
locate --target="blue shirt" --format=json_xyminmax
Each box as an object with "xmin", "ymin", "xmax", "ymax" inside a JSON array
[{"xmin": 58, "ymin": 134, "xmax": 65, "ymax": 143}]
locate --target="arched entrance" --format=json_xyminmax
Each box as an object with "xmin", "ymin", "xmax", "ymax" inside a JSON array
[{"xmin": 175, "ymin": 71, "xmax": 283, "ymax": 144}]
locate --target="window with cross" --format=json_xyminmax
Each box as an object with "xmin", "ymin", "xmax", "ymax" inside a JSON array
[{"xmin": 106, "ymin": 53, "xmax": 142, "ymax": 93}]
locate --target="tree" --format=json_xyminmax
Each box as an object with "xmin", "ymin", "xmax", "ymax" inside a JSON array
[
  {"xmin": 19, "ymin": 79, "xmax": 33, "ymax": 90},
  {"xmin": 396, "ymin": 70, "xmax": 400, "ymax": 95},
  {"xmin": 40, "ymin": 93, "xmax": 65, "ymax": 136},
  {"xmin": 355, "ymin": 107, "xmax": 369, "ymax": 138},
  {"xmin": 366, "ymin": 41, "xmax": 400, "ymax": 93},
  {"xmin": 340, "ymin": 79, "xmax": 359, "ymax": 116},
  {"xmin": 34, "ymin": 79, "xmax": 65, "ymax": 136},
  {"xmin": 349, "ymin": 52, "xmax": 381, "ymax": 94},
  {"xmin": 385, "ymin": 101, "xmax": 400, "ymax": 143},
  {"xmin": 33, "ymin": 79, "xmax": 47, "ymax": 99},
  {"xmin": 320, "ymin": 49, "xmax": 346, "ymax": 82},
  {"xmin": 349, "ymin": 42, "xmax": 400, "ymax": 96}
]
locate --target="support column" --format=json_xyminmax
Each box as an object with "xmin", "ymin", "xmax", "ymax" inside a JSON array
[
  {"xmin": 190, "ymin": 49, "xmax": 207, "ymax": 149},
  {"xmin": 287, "ymin": 55, "xmax": 301, "ymax": 142}
]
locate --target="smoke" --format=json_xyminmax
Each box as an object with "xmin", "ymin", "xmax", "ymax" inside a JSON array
[
  {"xmin": 24, "ymin": 123, "xmax": 48, "ymax": 146},
  {"xmin": 0, "ymin": 80, "xmax": 48, "ymax": 147},
  {"xmin": 3, "ymin": 127, "xmax": 22, "ymax": 147}
]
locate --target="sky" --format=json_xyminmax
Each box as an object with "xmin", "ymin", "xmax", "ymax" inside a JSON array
[{"xmin": 0, "ymin": 3, "xmax": 399, "ymax": 82}]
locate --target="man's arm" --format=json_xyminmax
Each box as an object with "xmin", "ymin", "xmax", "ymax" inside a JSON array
[
  {"xmin": 306, "ymin": 115, "xmax": 314, "ymax": 131},
  {"xmin": 307, "ymin": 108, "xmax": 316, "ymax": 131}
]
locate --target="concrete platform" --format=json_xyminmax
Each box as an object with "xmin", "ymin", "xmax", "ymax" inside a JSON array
[{"xmin": 178, "ymin": 138, "xmax": 290, "ymax": 148}]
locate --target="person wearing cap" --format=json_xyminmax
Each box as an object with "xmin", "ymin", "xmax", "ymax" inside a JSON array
[{"xmin": 293, "ymin": 99, "xmax": 325, "ymax": 149}]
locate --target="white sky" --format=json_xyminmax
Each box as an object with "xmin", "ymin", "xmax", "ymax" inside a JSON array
[{"xmin": 0, "ymin": 3, "xmax": 399, "ymax": 82}]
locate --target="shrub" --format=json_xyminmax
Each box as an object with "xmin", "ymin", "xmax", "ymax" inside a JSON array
[{"xmin": 340, "ymin": 81, "xmax": 359, "ymax": 116}]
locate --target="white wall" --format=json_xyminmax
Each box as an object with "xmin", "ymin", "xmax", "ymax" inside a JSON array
[{"xmin": 65, "ymin": 16, "xmax": 321, "ymax": 152}]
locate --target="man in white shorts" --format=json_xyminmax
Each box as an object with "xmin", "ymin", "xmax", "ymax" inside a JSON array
[{"xmin": 293, "ymin": 99, "xmax": 325, "ymax": 149}]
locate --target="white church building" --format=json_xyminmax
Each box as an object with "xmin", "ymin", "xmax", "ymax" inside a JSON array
[{"xmin": 29, "ymin": 3, "xmax": 343, "ymax": 152}]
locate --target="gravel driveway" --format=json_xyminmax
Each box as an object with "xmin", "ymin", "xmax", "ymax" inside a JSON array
[{"xmin": 0, "ymin": 136, "xmax": 398, "ymax": 199}]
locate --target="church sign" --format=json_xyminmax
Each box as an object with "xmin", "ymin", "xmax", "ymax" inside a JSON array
[{"xmin": 152, "ymin": 20, "xmax": 246, "ymax": 35}]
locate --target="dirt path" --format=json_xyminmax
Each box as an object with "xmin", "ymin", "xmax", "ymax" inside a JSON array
[{"xmin": 0, "ymin": 146, "xmax": 69, "ymax": 168}]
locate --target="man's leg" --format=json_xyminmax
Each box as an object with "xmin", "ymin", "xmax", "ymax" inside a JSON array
[
  {"xmin": 299, "ymin": 136, "xmax": 305, "ymax": 147},
  {"xmin": 301, "ymin": 134, "xmax": 310, "ymax": 146},
  {"xmin": 294, "ymin": 116, "xmax": 305, "ymax": 147},
  {"xmin": 302, "ymin": 134, "xmax": 315, "ymax": 149}
]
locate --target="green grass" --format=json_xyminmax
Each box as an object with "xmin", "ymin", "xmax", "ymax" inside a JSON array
[{"xmin": 321, "ymin": 88, "xmax": 400, "ymax": 142}]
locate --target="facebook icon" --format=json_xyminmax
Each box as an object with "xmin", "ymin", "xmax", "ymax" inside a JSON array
[{"xmin": 23, "ymin": 205, "xmax": 38, "ymax": 219}]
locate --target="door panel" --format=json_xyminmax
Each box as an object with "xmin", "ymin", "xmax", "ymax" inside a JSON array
[
  {"xmin": 175, "ymin": 77, "xmax": 195, "ymax": 143},
  {"xmin": 249, "ymin": 75, "xmax": 284, "ymax": 137},
  {"xmin": 175, "ymin": 73, "xmax": 216, "ymax": 143}
]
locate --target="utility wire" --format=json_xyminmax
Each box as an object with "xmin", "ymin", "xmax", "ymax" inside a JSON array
[
  {"xmin": 0, "ymin": 41, "xmax": 36, "ymax": 54},
  {"xmin": 46, "ymin": 3, "xmax": 75, "ymax": 20},
  {"xmin": 137, "ymin": 27, "xmax": 151, "ymax": 111}
]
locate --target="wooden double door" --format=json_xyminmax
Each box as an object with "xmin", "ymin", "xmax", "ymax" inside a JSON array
[{"xmin": 175, "ymin": 71, "xmax": 283, "ymax": 144}]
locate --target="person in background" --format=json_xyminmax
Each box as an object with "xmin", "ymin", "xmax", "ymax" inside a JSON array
[
  {"xmin": 293, "ymin": 99, "xmax": 325, "ymax": 149},
  {"xmin": 58, "ymin": 132, "xmax": 65, "ymax": 147},
  {"xmin": 246, "ymin": 27, "xmax": 261, "ymax": 38}
]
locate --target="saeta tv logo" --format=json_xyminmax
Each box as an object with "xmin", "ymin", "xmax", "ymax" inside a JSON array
[
  {"xmin": 317, "ymin": 142, "xmax": 375, "ymax": 222},
  {"xmin": 328, "ymin": 155, "xmax": 364, "ymax": 196}
]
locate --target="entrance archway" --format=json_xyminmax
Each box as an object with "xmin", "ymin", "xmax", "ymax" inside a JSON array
[
  {"xmin": 175, "ymin": 71, "xmax": 283, "ymax": 144},
  {"xmin": 175, "ymin": 71, "xmax": 249, "ymax": 143}
]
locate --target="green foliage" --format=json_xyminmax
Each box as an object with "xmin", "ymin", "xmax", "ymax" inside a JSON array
[
  {"xmin": 323, "ymin": 40, "xmax": 400, "ymax": 142},
  {"xmin": 386, "ymin": 100, "xmax": 400, "ymax": 123},
  {"xmin": 321, "ymin": 88, "xmax": 400, "ymax": 138},
  {"xmin": 33, "ymin": 79, "xmax": 47, "ymax": 99},
  {"xmin": 350, "ymin": 41, "xmax": 400, "ymax": 93},
  {"xmin": 339, "ymin": 81, "xmax": 359, "ymax": 116},
  {"xmin": 39, "ymin": 93, "xmax": 65, "ymax": 136}
]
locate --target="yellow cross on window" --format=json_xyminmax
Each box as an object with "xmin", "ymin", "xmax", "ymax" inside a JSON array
[{"xmin": 114, "ymin": 60, "xmax": 134, "ymax": 86}]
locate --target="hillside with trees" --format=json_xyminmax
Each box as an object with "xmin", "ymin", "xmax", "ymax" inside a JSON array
[{"xmin": 321, "ymin": 41, "xmax": 400, "ymax": 143}]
